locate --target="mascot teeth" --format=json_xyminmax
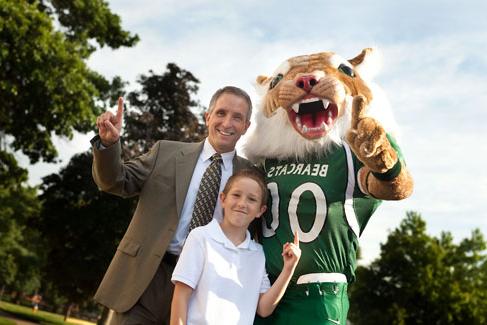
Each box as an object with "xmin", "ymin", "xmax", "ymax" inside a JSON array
[
  {"xmin": 287, "ymin": 97, "xmax": 338, "ymax": 139},
  {"xmin": 292, "ymin": 98, "xmax": 330, "ymax": 114},
  {"xmin": 292, "ymin": 103, "xmax": 299, "ymax": 113},
  {"xmin": 295, "ymin": 116, "xmax": 302, "ymax": 127},
  {"xmin": 321, "ymin": 99, "xmax": 330, "ymax": 109}
]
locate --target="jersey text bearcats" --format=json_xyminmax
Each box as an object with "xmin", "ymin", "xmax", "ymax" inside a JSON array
[{"xmin": 261, "ymin": 142, "xmax": 382, "ymax": 283}]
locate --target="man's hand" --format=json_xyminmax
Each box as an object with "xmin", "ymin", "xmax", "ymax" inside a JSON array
[
  {"xmin": 346, "ymin": 95, "xmax": 397, "ymax": 173},
  {"xmin": 96, "ymin": 97, "xmax": 124, "ymax": 147},
  {"xmin": 282, "ymin": 231, "xmax": 301, "ymax": 271}
]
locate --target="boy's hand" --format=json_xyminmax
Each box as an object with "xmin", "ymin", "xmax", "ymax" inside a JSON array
[{"xmin": 282, "ymin": 231, "xmax": 301, "ymax": 271}]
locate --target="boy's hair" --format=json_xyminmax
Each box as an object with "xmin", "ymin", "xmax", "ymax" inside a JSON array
[{"xmin": 223, "ymin": 168, "xmax": 268, "ymax": 206}]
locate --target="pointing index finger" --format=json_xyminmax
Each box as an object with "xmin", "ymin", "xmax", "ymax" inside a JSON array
[
  {"xmin": 351, "ymin": 95, "xmax": 367, "ymax": 128},
  {"xmin": 116, "ymin": 97, "xmax": 124, "ymax": 123},
  {"xmin": 294, "ymin": 231, "xmax": 299, "ymax": 247}
]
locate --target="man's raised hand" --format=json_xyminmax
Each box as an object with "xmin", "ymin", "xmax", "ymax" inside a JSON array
[{"xmin": 96, "ymin": 97, "xmax": 124, "ymax": 147}]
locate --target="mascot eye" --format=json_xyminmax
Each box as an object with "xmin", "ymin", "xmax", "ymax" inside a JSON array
[
  {"xmin": 338, "ymin": 64, "xmax": 355, "ymax": 78},
  {"xmin": 269, "ymin": 74, "xmax": 283, "ymax": 90}
]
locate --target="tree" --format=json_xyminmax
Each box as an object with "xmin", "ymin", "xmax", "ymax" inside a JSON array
[
  {"xmin": 0, "ymin": 0, "xmax": 138, "ymax": 162},
  {"xmin": 0, "ymin": 151, "xmax": 42, "ymax": 293},
  {"xmin": 349, "ymin": 211, "xmax": 487, "ymax": 324},
  {"xmin": 124, "ymin": 63, "xmax": 206, "ymax": 157}
]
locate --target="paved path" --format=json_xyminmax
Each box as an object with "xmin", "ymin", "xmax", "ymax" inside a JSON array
[{"xmin": 0, "ymin": 309, "xmax": 38, "ymax": 325}]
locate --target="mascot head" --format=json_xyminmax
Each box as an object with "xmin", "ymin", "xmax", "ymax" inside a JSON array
[{"xmin": 244, "ymin": 48, "xmax": 397, "ymax": 163}]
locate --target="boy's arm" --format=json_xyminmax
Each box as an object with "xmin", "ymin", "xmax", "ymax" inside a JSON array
[
  {"xmin": 170, "ymin": 231, "xmax": 205, "ymax": 325},
  {"xmin": 170, "ymin": 282, "xmax": 193, "ymax": 325},
  {"xmin": 257, "ymin": 233, "xmax": 301, "ymax": 318}
]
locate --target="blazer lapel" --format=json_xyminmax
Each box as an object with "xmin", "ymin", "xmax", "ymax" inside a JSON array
[
  {"xmin": 232, "ymin": 154, "xmax": 247, "ymax": 172},
  {"xmin": 175, "ymin": 141, "xmax": 204, "ymax": 217}
]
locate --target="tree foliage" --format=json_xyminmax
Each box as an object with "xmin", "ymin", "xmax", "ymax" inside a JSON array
[
  {"xmin": 0, "ymin": 0, "xmax": 138, "ymax": 162},
  {"xmin": 124, "ymin": 63, "xmax": 206, "ymax": 157},
  {"xmin": 38, "ymin": 151, "xmax": 134, "ymax": 304},
  {"xmin": 349, "ymin": 211, "xmax": 487, "ymax": 324},
  {"xmin": 46, "ymin": 0, "xmax": 139, "ymax": 50},
  {"xmin": 0, "ymin": 151, "xmax": 42, "ymax": 292}
]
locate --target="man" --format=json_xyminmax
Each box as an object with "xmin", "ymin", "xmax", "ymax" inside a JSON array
[{"xmin": 92, "ymin": 86, "xmax": 253, "ymax": 325}]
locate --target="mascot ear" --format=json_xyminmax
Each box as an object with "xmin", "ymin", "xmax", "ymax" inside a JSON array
[
  {"xmin": 256, "ymin": 75, "xmax": 268, "ymax": 85},
  {"xmin": 255, "ymin": 75, "xmax": 278, "ymax": 118},
  {"xmin": 348, "ymin": 47, "xmax": 382, "ymax": 81}
]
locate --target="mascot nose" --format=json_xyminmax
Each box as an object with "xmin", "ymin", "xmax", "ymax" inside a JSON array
[{"xmin": 295, "ymin": 75, "xmax": 318, "ymax": 92}]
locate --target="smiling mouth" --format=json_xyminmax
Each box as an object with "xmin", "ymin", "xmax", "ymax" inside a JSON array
[
  {"xmin": 217, "ymin": 129, "xmax": 235, "ymax": 136},
  {"xmin": 287, "ymin": 96, "xmax": 338, "ymax": 139}
]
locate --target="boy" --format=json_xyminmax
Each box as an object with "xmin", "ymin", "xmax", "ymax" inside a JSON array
[{"xmin": 170, "ymin": 169, "xmax": 301, "ymax": 325}]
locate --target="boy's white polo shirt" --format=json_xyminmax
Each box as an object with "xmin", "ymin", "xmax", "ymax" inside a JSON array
[{"xmin": 172, "ymin": 219, "xmax": 271, "ymax": 325}]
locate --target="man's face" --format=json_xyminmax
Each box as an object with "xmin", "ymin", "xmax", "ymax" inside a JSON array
[{"xmin": 205, "ymin": 93, "xmax": 251, "ymax": 153}]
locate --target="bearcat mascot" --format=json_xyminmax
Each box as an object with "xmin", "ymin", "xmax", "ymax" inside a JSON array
[{"xmin": 245, "ymin": 48, "xmax": 414, "ymax": 325}]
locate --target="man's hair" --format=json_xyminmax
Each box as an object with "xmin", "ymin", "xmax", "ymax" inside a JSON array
[
  {"xmin": 222, "ymin": 168, "xmax": 268, "ymax": 206},
  {"xmin": 208, "ymin": 86, "xmax": 252, "ymax": 121}
]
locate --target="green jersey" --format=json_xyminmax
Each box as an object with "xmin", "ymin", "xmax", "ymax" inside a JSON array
[{"xmin": 261, "ymin": 142, "xmax": 382, "ymax": 283}]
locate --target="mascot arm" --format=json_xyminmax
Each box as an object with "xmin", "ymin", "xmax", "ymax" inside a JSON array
[
  {"xmin": 357, "ymin": 165, "xmax": 413, "ymax": 200},
  {"xmin": 347, "ymin": 95, "xmax": 414, "ymax": 200}
]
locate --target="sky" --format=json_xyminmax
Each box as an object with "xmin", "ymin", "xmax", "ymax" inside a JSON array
[{"xmin": 19, "ymin": 0, "xmax": 487, "ymax": 264}]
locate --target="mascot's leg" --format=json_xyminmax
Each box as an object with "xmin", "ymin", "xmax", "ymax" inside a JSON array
[{"xmin": 254, "ymin": 282, "xmax": 349, "ymax": 325}]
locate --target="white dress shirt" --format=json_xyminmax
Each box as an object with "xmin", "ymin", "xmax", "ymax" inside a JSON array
[{"xmin": 167, "ymin": 139, "xmax": 235, "ymax": 255}]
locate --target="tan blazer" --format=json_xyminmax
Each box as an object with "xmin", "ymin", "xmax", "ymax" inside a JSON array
[{"xmin": 92, "ymin": 138, "xmax": 252, "ymax": 313}]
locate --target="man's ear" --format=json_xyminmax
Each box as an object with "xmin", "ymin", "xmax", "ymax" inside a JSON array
[
  {"xmin": 204, "ymin": 111, "xmax": 210, "ymax": 126},
  {"xmin": 219, "ymin": 192, "xmax": 226, "ymax": 204},
  {"xmin": 243, "ymin": 120, "xmax": 251, "ymax": 134}
]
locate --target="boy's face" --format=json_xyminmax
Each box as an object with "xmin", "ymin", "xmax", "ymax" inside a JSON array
[{"xmin": 220, "ymin": 177, "xmax": 267, "ymax": 229}]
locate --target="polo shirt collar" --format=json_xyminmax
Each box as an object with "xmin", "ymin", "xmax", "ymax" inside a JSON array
[
  {"xmin": 202, "ymin": 139, "xmax": 235, "ymax": 171},
  {"xmin": 207, "ymin": 219, "xmax": 258, "ymax": 251}
]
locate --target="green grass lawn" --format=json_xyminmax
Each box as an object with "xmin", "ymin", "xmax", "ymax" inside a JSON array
[
  {"xmin": 0, "ymin": 316, "xmax": 16, "ymax": 325},
  {"xmin": 0, "ymin": 301, "xmax": 78, "ymax": 325}
]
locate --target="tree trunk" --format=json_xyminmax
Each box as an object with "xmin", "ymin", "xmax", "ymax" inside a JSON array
[
  {"xmin": 64, "ymin": 303, "xmax": 74, "ymax": 322},
  {"xmin": 12, "ymin": 291, "xmax": 21, "ymax": 304}
]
